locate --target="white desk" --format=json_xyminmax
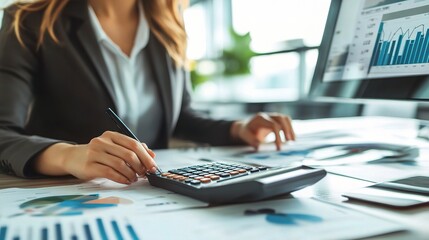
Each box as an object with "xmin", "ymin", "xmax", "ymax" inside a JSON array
[{"xmin": 0, "ymin": 116, "xmax": 428, "ymax": 239}]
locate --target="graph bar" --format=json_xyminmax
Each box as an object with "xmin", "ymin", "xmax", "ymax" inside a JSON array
[
  {"xmin": 369, "ymin": 22, "xmax": 384, "ymax": 68},
  {"xmin": 422, "ymin": 29, "xmax": 429, "ymax": 62},
  {"xmin": 41, "ymin": 227, "xmax": 48, "ymax": 240},
  {"xmin": 411, "ymin": 32, "xmax": 422, "ymax": 63},
  {"xmin": 416, "ymin": 34, "xmax": 425, "ymax": 63},
  {"xmin": 387, "ymin": 40, "xmax": 396, "ymax": 65},
  {"xmin": 55, "ymin": 223, "xmax": 63, "ymax": 240},
  {"xmin": 374, "ymin": 42, "xmax": 382, "ymax": 66},
  {"xmin": 406, "ymin": 40, "xmax": 415, "ymax": 64},
  {"xmin": 126, "ymin": 224, "xmax": 139, "ymax": 240},
  {"xmin": 111, "ymin": 220, "xmax": 124, "ymax": 240},
  {"xmin": 96, "ymin": 218, "xmax": 108, "ymax": 240},
  {"xmin": 0, "ymin": 226, "xmax": 7, "ymax": 240},
  {"xmin": 399, "ymin": 40, "xmax": 409, "ymax": 64},
  {"xmin": 83, "ymin": 224, "xmax": 93, "ymax": 240},
  {"xmin": 371, "ymin": 22, "xmax": 429, "ymax": 67}
]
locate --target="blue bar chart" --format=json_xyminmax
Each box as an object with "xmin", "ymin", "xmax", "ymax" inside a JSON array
[
  {"xmin": 369, "ymin": 5, "xmax": 429, "ymax": 70},
  {"xmin": 0, "ymin": 218, "xmax": 140, "ymax": 240},
  {"xmin": 370, "ymin": 23, "xmax": 429, "ymax": 67}
]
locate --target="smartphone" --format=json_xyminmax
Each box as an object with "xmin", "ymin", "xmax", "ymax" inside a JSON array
[
  {"xmin": 374, "ymin": 176, "xmax": 429, "ymax": 194},
  {"xmin": 342, "ymin": 176, "xmax": 429, "ymax": 208}
]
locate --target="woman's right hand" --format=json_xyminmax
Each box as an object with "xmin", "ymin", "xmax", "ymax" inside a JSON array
[{"xmin": 34, "ymin": 131, "xmax": 157, "ymax": 184}]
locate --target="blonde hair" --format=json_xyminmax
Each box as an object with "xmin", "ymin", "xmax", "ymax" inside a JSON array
[{"xmin": 12, "ymin": 0, "xmax": 187, "ymax": 66}]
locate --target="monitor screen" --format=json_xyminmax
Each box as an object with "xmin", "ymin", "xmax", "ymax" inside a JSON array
[{"xmin": 310, "ymin": 0, "xmax": 429, "ymax": 101}]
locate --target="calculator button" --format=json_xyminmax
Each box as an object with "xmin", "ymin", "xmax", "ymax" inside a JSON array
[
  {"xmin": 250, "ymin": 168, "xmax": 259, "ymax": 173},
  {"xmin": 244, "ymin": 167, "xmax": 253, "ymax": 171},
  {"xmin": 229, "ymin": 171, "xmax": 239, "ymax": 175},
  {"xmin": 220, "ymin": 173, "xmax": 230, "ymax": 178},
  {"xmin": 258, "ymin": 167, "xmax": 268, "ymax": 170},
  {"xmin": 200, "ymin": 178, "xmax": 211, "ymax": 183},
  {"xmin": 238, "ymin": 169, "xmax": 247, "ymax": 173},
  {"xmin": 182, "ymin": 173, "xmax": 192, "ymax": 177},
  {"xmin": 190, "ymin": 180, "xmax": 201, "ymax": 185},
  {"xmin": 184, "ymin": 179, "xmax": 193, "ymax": 183},
  {"xmin": 195, "ymin": 176, "xmax": 204, "ymax": 180},
  {"xmin": 189, "ymin": 175, "xmax": 199, "ymax": 178},
  {"xmin": 167, "ymin": 174, "xmax": 177, "ymax": 178},
  {"xmin": 210, "ymin": 175, "xmax": 220, "ymax": 180}
]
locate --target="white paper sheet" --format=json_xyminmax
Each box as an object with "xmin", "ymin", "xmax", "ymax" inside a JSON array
[
  {"xmin": 0, "ymin": 198, "xmax": 405, "ymax": 240},
  {"xmin": 128, "ymin": 198, "xmax": 404, "ymax": 240}
]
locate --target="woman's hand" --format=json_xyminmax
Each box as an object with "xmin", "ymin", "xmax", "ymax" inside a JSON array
[
  {"xmin": 231, "ymin": 113, "xmax": 296, "ymax": 151},
  {"xmin": 34, "ymin": 131, "xmax": 157, "ymax": 185}
]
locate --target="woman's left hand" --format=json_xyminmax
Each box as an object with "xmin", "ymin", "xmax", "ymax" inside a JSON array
[{"xmin": 231, "ymin": 113, "xmax": 296, "ymax": 151}]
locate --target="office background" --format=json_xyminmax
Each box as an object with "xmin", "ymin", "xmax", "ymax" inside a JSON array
[{"xmin": 1, "ymin": 0, "xmax": 428, "ymax": 121}]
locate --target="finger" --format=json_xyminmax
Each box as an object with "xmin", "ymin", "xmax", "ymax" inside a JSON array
[
  {"xmin": 252, "ymin": 116, "xmax": 282, "ymax": 150},
  {"xmin": 240, "ymin": 129, "xmax": 261, "ymax": 150},
  {"xmin": 95, "ymin": 154, "xmax": 138, "ymax": 183},
  {"xmin": 285, "ymin": 116, "xmax": 296, "ymax": 140},
  {"xmin": 91, "ymin": 133, "xmax": 145, "ymax": 176},
  {"xmin": 142, "ymin": 143, "xmax": 156, "ymax": 158},
  {"xmin": 271, "ymin": 115, "xmax": 294, "ymax": 141},
  {"xmin": 101, "ymin": 140, "xmax": 146, "ymax": 176},
  {"xmin": 107, "ymin": 132, "xmax": 158, "ymax": 173},
  {"xmin": 93, "ymin": 163, "xmax": 132, "ymax": 185}
]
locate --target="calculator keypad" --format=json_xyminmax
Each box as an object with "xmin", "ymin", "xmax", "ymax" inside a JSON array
[{"xmin": 159, "ymin": 163, "xmax": 267, "ymax": 185}]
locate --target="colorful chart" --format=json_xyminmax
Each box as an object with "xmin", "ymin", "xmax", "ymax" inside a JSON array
[
  {"xmin": 0, "ymin": 218, "xmax": 140, "ymax": 240},
  {"xmin": 245, "ymin": 208, "xmax": 323, "ymax": 226},
  {"xmin": 18, "ymin": 194, "xmax": 133, "ymax": 217}
]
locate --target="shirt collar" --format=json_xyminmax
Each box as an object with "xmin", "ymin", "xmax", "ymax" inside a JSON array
[{"xmin": 88, "ymin": 2, "xmax": 150, "ymax": 56}]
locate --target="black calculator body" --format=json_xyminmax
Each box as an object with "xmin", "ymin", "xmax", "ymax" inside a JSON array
[{"xmin": 147, "ymin": 162, "xmax": 326, "ymax": 204}]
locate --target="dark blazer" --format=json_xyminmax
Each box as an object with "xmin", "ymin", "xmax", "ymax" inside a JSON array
[{"xmin": 0, "ymin": 1, "xmax": 235, "ymax": 177}]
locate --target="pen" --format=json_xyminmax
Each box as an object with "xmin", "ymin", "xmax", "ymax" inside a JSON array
[{"xmin": 106, "ymin": 108, "xmax": 163, "ymax": 174}]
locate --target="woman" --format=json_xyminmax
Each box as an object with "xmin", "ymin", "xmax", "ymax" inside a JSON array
[{"xmin": 0, "ymin": 0, "xmax": 295, "ymax": 184}]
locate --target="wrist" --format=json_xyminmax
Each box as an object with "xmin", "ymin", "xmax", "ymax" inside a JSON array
[
  {"xmin": 34, "ymin": 143, "xmax": 74, "ymax": 176},
  {"xmin": 230, "ymin": 121, "xmax": 244, "ymax": 141}
]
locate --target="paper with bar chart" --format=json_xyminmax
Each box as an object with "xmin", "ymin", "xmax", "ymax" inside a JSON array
[{"xmin": 0, "ymin": 216, "xmax": 141, "ymax": 240}]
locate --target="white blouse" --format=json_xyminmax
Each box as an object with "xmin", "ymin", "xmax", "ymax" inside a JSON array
[{"xmin": 88, "ymin": 4, "xmax": 162, "ymax": 145}]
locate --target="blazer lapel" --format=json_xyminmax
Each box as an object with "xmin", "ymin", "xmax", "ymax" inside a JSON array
[
  {"xmin": 146, "ymin": 34, "xmax": 173, "ymax": 133},
  {"xmin": 64, "ymin": 0, "xmax": 118, "ymax": 107}
]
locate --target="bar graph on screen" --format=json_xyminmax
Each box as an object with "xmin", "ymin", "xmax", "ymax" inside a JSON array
[
  {"xmin": 370, "ymin": 23, "xmax": 429, "ymax": 67},
  {"xmin": 368, "ymin": 5, "xmax": 429, "ymax": 74}
]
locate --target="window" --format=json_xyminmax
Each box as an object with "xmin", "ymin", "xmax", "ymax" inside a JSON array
[
  {"xmin": 185, "ymin": 0, "xmax": 331, "ymax": 102},
  {"xmin": 0, "ymin": 0, "xmax": 14, "ymax": 27}
]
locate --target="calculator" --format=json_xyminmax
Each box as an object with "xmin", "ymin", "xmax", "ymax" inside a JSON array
[{"xmin": 147, "ymin": 162, "xmax": 326, "ymax": 204}]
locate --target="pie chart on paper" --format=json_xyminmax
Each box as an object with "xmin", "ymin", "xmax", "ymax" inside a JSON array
[{"xmin": 17, "ymin": 194, "xmax": 133, "ymax": 217}]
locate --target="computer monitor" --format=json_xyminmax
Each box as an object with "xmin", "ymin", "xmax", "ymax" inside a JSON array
[{"xmin": 310, "ymin": 0, "xmax": 429, "ymax": 101}]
